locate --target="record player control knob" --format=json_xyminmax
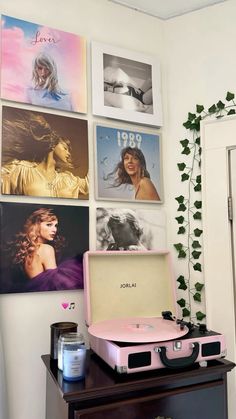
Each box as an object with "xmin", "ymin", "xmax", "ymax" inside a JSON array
[{"xmin": 198, "ymin": 323, "xmax": 207, "ymax": 333}]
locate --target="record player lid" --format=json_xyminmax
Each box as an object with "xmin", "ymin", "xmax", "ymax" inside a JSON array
[{"xmin": 83, "ymin": 251, "xmax": 177, "ymax": 326}]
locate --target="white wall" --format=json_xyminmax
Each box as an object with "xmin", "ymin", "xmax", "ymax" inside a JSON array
[
  {"xmin": 0, "ymin": 1, "xmax": 165, "ymax": 419},
  {"xmin": 163, "ymin": 6, "xmax": 236, "ymax": 417},
  {"xmin": 1, "ymin": 0, "xmax": 236, "ymax": 418},
  {"xmin": 164, "ymin": 0, "xmax": 236, "ymax": 257}
]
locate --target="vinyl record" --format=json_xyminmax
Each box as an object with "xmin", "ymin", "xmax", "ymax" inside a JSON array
[{"xmin": 88, "ymin": 317, "xmax": 189, "ymax": 343}]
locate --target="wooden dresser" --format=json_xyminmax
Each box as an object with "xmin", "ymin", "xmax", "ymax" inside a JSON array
[{"xmin": 42, "ymin": 352, "xmax": 235, "ymax": 419}]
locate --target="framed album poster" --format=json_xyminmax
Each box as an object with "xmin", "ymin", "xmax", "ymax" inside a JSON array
[
  {"xmin": 95, "ymin": 123, "xmax": 163, "ymax": 203},
  {"xmin": 96, "ymin": 207, "xmax": 166, "ymax": 251},
  {"xmin": 1, "ymin": 106, "xmax": 89, "ymax": 200},
  {"xmin": 1, "ymin": 15, "xmax": 87, "ymax": 113},
  {"xmin": 0, "ymin": 202, "xmax": 89, "ymax": 294},
  {"xmin": 91, "ymin": 41, "xmax": 162, "ymax": 127}
]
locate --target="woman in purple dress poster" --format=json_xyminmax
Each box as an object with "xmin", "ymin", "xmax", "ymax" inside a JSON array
[{"xmin": 0, "ymin": 203, "xmax": 89, "ymax": 293}]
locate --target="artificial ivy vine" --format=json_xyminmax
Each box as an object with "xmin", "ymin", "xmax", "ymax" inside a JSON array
[{"xmin": 174, "ymin": 91, "xmax": 236, "ymax": 322}]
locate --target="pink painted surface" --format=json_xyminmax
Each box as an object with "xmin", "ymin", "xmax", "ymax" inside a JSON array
[{"xmin": 89, "ymin": 333, "xmax": 227, "ymax": 374}]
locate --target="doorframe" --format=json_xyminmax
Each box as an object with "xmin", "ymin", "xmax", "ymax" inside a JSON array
[
  {"xmin": 201, "ymin": 115, "xmax": 236, "ymax": 418},
  {"xmin": 227, "ymin": 147, "xmax": 236, "ymax": 333}
]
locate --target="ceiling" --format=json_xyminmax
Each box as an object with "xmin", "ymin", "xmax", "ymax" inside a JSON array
[{"xmin": 108, "ymin": 0, "xmax": 228, "ymax": 20}]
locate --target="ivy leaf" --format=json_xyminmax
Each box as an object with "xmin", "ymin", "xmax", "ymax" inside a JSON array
[
  {"xmin": 226, "ymin": 91, "xmax": 235, "ymax": 101},
  {"xmin": 196, "ymin": 104, "xmax": 204, "ymax": 113},
  {"xmin": 194, "ymin": 183, "xmax": 201, "ymax": 192},
  {"xmin": 196, "ymin": 311, "xmax": 206, "ymax": 321},
  {"xmin": 193, "ymin": 292, "xmax": 201, "ymax": 302},
  {"xmin": 188, "ymin": 122, "xmax": 198, "ymax": 131},
  {"xmin": 188, "ymin": 112, "xmax": 196, "ymax": 121},
  {"xmin": 175, "ymin": 216, "xmax": 185, "ymax": 224},
  {"xmin": 177, "ymin": 298, "xmax": 186, "ymax": 308},
  {"xmin": 178, "ymin": 282, "xmax": 187, "ymax": 290},
  {"xmin": 178, "ymin": 226, "xmax": 186, "ymax": 234},
  {"xmin": 227, "ymin": 109, "xmax": 236, "ymax": 115},
  {"xmin": 217, "ymin": 100, "xmax": 225, "ymax": 110},
  {"xmin": 194, "ymin": 200, "xmax": 202, "ymax": 209},
  {"xmin": 177, "ymin": 275, "xmax": 185, "ymax": 283},
  {"xmin": 178, "ymin": 250, "xmax": 187, "ymax": 258},
  {"xmin": 177, "ymin": 163, "xmax": 186, "ymax": 171},
  {"xmin": 182, "ymin": 308, "xmax": 191, "ymax": 317},
  {"xmin": 194, "ymin": 116, "xmax": 202, "ymax": 131},
  {"xmin": 177, "ymin": 275, "xmax": 188, "ymax": 291},
  {"xmin": 196, "ymin": 175, "xmax": 201, "ymax": 183},
  {"xmin": 175, "ymin": 195, "xmax": 185, "ymax": 204},
  {"xmin": 193, "ymin": 211, "xmax": 202, "ymax": 220},
  {"xmin": 178, "ymin": 203, "xmax": 187, "ymax": 212},
  {"xmin": 194, "ymin": 228, "xmax": 203, "ymax": 237},
  {"xmin": 193, "ymin": 263, "xmax": 202, "ymax": 272},
  {"xmin": 183, "ymin": 120, "xmax": 192, "ymax": 129},
  {"xmin": 195, "ymin": 282, "xmax": 204, "ymax": 292},
  {"xmin": 195, "ymin": 137, "xmax": 201, "ymax": 146},
  {"xmin": 180, "ymin": 139, "xmax": 189, "ymax": 147},
  {"xmin": 208, "ymin": 104, "xmax": 217, "ymax": 113},
  {"xmin": 192, "ymin": 240, "xmax": 201, "ymax": 249},
  {"xmin": 192, "ymin": 250, "xmax": 201, "ymax": 259},
  {"xmin": 181, "ymin": 173, "xmax": 190, "ymax": 181},
  {"xmin": 182, "ymin": 147, "xmax": 191, "ymax": 155},
  {"xmin": 174, "ymin": 243, "xmax": 183, "ymax": 251}
]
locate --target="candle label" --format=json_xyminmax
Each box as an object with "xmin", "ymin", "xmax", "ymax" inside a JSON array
[{"xmin": 63, "ymin": 348, "xmax": 86, "ymax": 380}]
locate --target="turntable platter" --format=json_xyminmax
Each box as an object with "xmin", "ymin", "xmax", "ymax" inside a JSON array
[{"xmin": 88, "ymin": 317, "xmax": 189, "ymax": 343}]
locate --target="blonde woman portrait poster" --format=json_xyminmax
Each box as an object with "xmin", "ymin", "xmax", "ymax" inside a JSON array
[
  {"xmin": 1, "ymin": 15, "xmax": 87, "ymax": 113},
  {"xmin": 1, "ymin": 106, "xmax": 89, "ymax": 200}
]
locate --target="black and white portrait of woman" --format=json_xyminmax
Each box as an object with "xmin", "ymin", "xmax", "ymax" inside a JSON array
[
  {"xmin": 1, "ymin": 106, "xmax": 89, "ymax": 199},
  {"xmin": 96, "ymin": 208, "xmax": 166, "ymax": 251},
  {"xmin": 0, "ymin": 202, "xmax": 89, "ymax": 294}
]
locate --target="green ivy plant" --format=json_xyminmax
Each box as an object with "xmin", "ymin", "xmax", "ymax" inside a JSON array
[{"xmin": 174, "ymin": 91, "xmax": 236, "ymax": 322}]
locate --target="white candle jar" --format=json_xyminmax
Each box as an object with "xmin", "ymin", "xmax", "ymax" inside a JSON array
[
  {"xmin": 62, "ymin": 333, "xmax": 86, "ymax": 381},
  {"xmin": 58, "ymin": 332, "xmax": 85, "ymax": 372}
]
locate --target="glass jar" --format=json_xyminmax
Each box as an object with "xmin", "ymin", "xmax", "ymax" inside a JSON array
[
  {"xmin": 58, "ymin": 332, "xmax": 84, "ymax": 371},
  {"xmin": 62, "ymin": 333, "xmax": 86, "ymax": 381},
  {"xmin": 50, "ymin": 322, "xmax": 77, "ymax": 360}
]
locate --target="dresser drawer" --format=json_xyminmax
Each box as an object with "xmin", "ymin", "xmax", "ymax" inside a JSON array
[{"xmin": 74, "ymin": 380, "xmax": 226, "ymax": 419}]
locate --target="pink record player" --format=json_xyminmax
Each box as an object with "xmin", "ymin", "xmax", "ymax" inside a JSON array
[{"xmin": 83, "ymin": 251, "xmax": 226, "ymax": 374}]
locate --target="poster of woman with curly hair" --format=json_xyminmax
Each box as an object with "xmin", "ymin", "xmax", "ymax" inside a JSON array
[
  {"xmin": 1, "ymin": 15, "xmax": 87, "ymax": 113},
  {"xmin": 0, "ymin": 202, "xmax": 89, "ymax": 294}
]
